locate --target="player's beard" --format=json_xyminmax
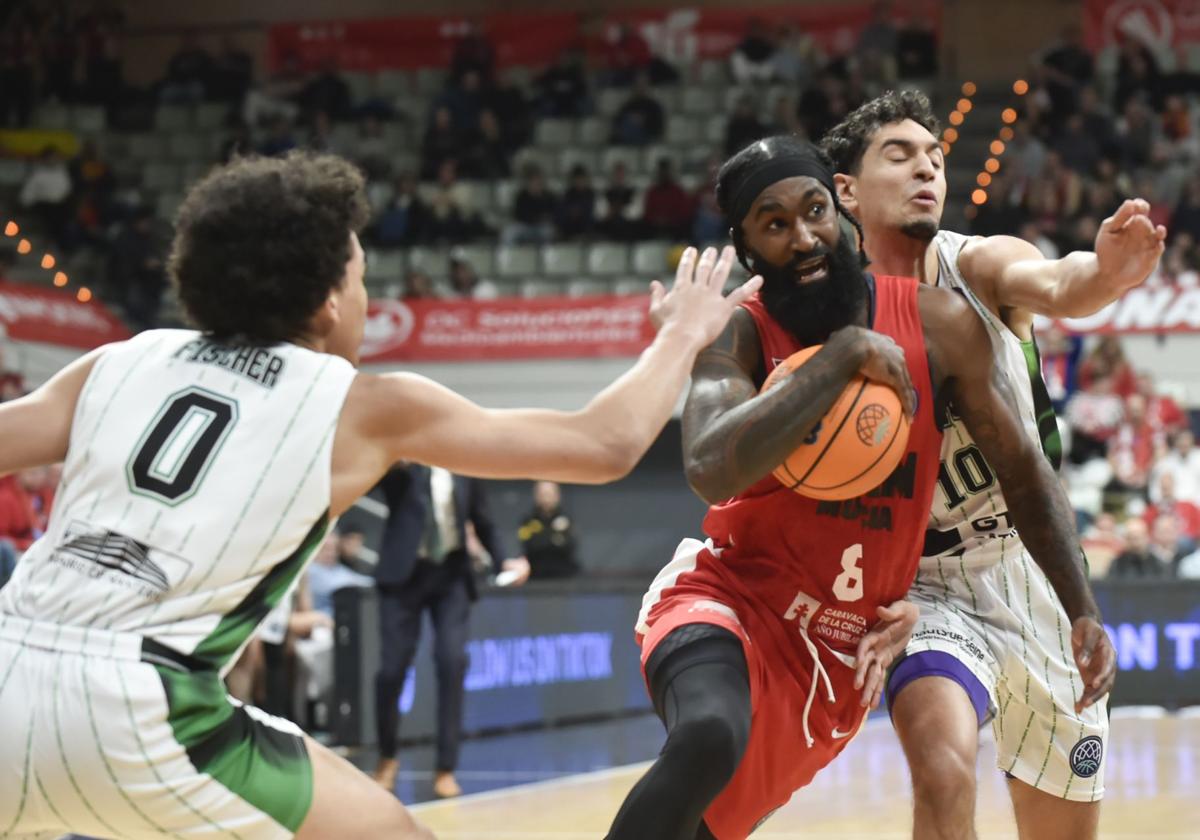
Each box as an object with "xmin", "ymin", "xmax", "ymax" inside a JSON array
[
  {"xmin": 751, "ymin": 232, "xmax": 868, "ymax": 347},
  {"xmin": 901, "ymin": 218, "xmax": 939, "ymax": 242}
]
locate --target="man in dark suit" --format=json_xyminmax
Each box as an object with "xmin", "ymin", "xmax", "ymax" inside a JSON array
[{"xmin": 371, "ymin": 463, "xmax": 513, "ymax": 799}]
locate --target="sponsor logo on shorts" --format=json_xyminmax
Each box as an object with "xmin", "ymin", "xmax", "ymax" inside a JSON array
[{"xmin": 1069, "ymin": 735, "xmax": 1104, "ymax": 778}]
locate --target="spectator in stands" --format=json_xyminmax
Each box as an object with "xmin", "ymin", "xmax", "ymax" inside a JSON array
[
  {"xmin": 484, "ymin": 75, "xmax": 534, "ymax": 151},
  {"xmin": 505, "ymin": 164, "xmax": 558, "ymax": 245},
  {"xmin": 534, "ymin": 49, "xmax": 591, "ymax": 118},
  {"xmin": 1040, "ymin": 23, "xmax": 1093, "ymax": 119},
  {"xmin": 258, "ymin": 115, "xmax": 298, "ymax": 157},
  {"xmin": 642, "ymin": 158, "xmax": 694, "ymax": 241},
  {"xmin": 0, "ymin": 471, "xmax": 38, "ymax": 554},
  {"xmin": 518, "ymin": 481, "xmax": 580, "ymax": 580},
  {"xmin": 448, "ymin": 254, "xmax": 498, "ymax": 300},
  {"xmin": 1115, "ymin": 37, "xmax": 1163, "ymax": 113},
  {"xmin": 1108, "ymin": 517, "xmax": 1171, "ymax": 578},
  {"xmin": 1078, "ymin": 335, "xmax": 1137, "ymax": 396},
  {"xmin": 159, "ymin": 33, "xmax": 213, "ymax": 104},
  {"xmin": 610, "ymin": 73, "xmax": 664, "ymax": 146},
  {"xmin": 1027, "ymin": 149, "xmax": 1083, "ymax": 224},
  {"xmin": 298, "ymin": 59, "xmax": 352, "ymax": 122},
  {"xmin": 436, "ymin": 68, "xmax": 487, "ymax": 136},
  {"xmin": 424, "ymin": 159, "xmax": 483, "ymax": 243},
  {"xmin": 107, "ymin": 206, "xmax": 166, "ymax": 331},
  {"xmin": 770, "ymin": 23, "xmax": 823, "ymax": 87},
  {"xmin": 1115, "ymin": 96, "xmax": 1159, "ymax": 171},
  {"xmin": 242, "ymin": 53, "xmax": 303, "ymax": 127},
  {"xmin": 372, "ymin": 172, "xmax": 427, "ymax": 247},
  {"xmin": 1107, "ymin": 393, "xmax": 1159, "ymax": 494},
  {"xmin": 450, "ymin": 21, "xmax": 495, "ymax": 85},
  {"xmin": 0, "ymin": 22, "xmax": 37, "ymax": 127},
  {"xmin": 558, "ymin": 164, "xmax": 597, "ymax": 240},
  {"xmin": 20, "ymin": 466, "xmax": 52, "ymax": 535},
  {"xmin": 730, "ymin": 18, "xmax": 777, "ymax": 84},
  {"xmin": 460, "ymin": 109, "xmax": 511, "ymax": 179},
  {"xmin": 210, "ymin": 36, "xmax": 253, "ymax": 105},
  {"xmin": 858, "ymin": 1, "xmax": 899, "ymax": 61},
  {"xmin": 351, "ymin": 113, "xmax": 392, "ymax": 179},
  {"xmin": 1054, "ymin": 112, "xmax": 1102, "ymax": 176},
  {"xmin": 421, "ymin": 106, "xmax": 464, "ymax": 179},
  {"xmin": 1081, "ymin": 512, "xmax": 1125, "ymax": 577},
  {"xmin": 970, "ymin": 171, "xmax": 1029, "ymax": 237},
  {"xmin": 308, "ymin": 531, "xmax": 374, "ymax": 617},
  {"xmin": 1137, "ymin": 370, "xmax": 1187, "ymax": 438},
  {"xmin": 402, "ymin": 269, "xmax": 437, "ymax": 301},
  {"xmin": 1146, "ymin": 472, "xmax": 1200, "ymax": 541},
  {"xmin": 0, "ymin": 341, "xmax": 26, "ymax": 401},
  {"xmin": 218, "ymin": 122, "xmax": 254, "ymax": 164},
  {"xmin": 1006, "ymin": 119, "xmax": 1048, "ymax": 188},
  {"xmin": 1150, "ymin": 429, "xmax": 1200, "ymax": 505},
  {"xmin": 0, "ymin": 250, "xmax": 14, "ymax": 285},
  {"xmin": 896, "ymin": 14, "xmax": 938, "ymax": 78},
  {"xmin": 598, "ymin": 161, "xmax": 639, "ymax": 241},
  {"xmin": 600, "ymin": 23, "xmax": 652, "ymax": 87},
  {"xmin": 335, "ymin": 524, "xmax": 373, "ymax": 574},
  {"xmin": 769, "ymin": 92, "xmax": 803, "ymax": 137},
  {"xmin": 1170, "ymin": 176, "xmax": 1200, "ymax": 242},
  {"xmin": 724, "ymin": 94, "xmax": 767, "ymax": 157},
  {"xmin": 1038, "ymin": 325, "xmax": 1080, "ymax": 411},
  {"xmin": 19, "ymin": 146, "xmax": 73, "ymax": 247},
  {"xmin": 305, "ymin": 110, "xmax": 339, "ymax": 154},
  {"xmin": 1065, "ymin": 373, "xmax": 1126, "ymax": 464},
  {"xmin": 797, "ymin": 70, "xmax": 847, "ymax": 141}
]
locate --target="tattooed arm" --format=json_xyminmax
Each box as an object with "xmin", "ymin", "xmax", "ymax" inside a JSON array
[
  {"xmin": 682, "ymin": 309, "xmax": 915, "ymax": 504},
  {"xmin": 919, "ymin": 286, "xmax": 1114, "ymax": 709}
]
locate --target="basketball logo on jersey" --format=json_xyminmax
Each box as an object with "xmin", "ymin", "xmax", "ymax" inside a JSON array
[{"xmin": 1069, "ymin": 735, "xmax": 1103, "ymax": 778}]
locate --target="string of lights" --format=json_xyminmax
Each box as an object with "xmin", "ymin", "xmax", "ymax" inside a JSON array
[{"xmin": 3, "ymin": 218, "xmax": 93, "ymax": 302}]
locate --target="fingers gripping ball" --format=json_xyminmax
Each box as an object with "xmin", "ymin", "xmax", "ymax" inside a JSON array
[{"xmin": 762, "ymin": 346, "xmax": 911, "ymax": 500}]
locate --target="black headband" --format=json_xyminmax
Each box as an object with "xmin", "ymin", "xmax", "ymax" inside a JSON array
[{"xmin": 728, "ymin": 154, "xmax": 837, "ymax": 227}]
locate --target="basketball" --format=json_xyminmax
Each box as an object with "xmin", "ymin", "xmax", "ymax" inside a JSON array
[{"xmin": 761, "ymin": 346, "xmax": 911, "ymax": 500}]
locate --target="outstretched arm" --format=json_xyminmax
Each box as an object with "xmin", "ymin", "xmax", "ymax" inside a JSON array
[
  {"xmin": 959, "ymin": 198, "xmax": 1166, "ymax": 319},
  {"xmin": 682, "ymin": 316, "xmax": 916, "ymax": 505},
  {"xmin": 921, "ymin": 288, "xmax": 1114, "ymax": 711}
]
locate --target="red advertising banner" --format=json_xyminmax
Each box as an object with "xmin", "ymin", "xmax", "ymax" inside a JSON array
[
  {"xmin": 1084, "ymin": 0, "xmax": 1200, "ymax": 51},
  {"xmin": 269, "ymin": 3, "xmax": 940, "ymax": 73},
  {"xmin": 361, "ymin": 295, "xmax": 655, "ymax": 363},
  {"xmin": 0, "ymin": 282, "xmax": 130, "ymax": 349},
  {"xmin": 1041, "ymin": 286, "xmax": 1200, "ymax": 334}
]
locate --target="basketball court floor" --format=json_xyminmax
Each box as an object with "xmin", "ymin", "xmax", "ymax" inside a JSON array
[{"xmin": 379, "ymin": 708, "xmax": 1200, "ymax": 839}]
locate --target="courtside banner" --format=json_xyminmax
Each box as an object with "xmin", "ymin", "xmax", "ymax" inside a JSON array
[
  {"xmin": 268, "ymin": 3, "xmax": 939, "ymax": 73},
  {"xmin": 0, "ymin": 282, "xmax": 130, "ymax": 348},
  {"xmin": 1084, "ymin": 0, "xmax": 1200, "ymax": 52},
  {"xmin": 1038, "ymin": 286, "xmax": 1200, "ymax": 335},
  {"xmin": 361, "ymin": 295, "xmax": 655, "ymax": 363}
]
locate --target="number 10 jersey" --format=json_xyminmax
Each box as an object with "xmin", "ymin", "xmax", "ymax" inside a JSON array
[{"xmin": 0, "ymin": 329, "xmax": 357, "ymax": 672}]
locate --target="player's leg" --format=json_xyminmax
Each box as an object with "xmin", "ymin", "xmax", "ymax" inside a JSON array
[
  {"xmin": 890, "ymin": 671, "xmax": 984, "ymax": 840},
  {"xmin": 606, "ymin": 624, "xmax": 751, "ymax": 840},
  {"xmin": 372, "ymin": 584, "xmax": 424, "ymax": 788},
  {"xmin": 429, "ymin": 572, "xmax": 471, "ymax": 798},
  {"xmin": 1006, "ymin": 777, "xmax": 1098, "ymax": 840},
  {"xmin": 987, "ymin": 556, "xmax": 1106, "ymax": 840},
  {"xmin": 297, "ymin": 733, "xmax": 434, "ymax": 840}
]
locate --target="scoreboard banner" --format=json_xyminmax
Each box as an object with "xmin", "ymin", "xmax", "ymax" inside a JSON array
[
  {"xmin": 268, "ymin": 3, "xmax": 941, "ymax": 73},
  {"xmin": 1085, "ymin": 0, "xmax": 1200, "ymax": 52},
  {"xmin": 361, "ymin": 294, "xmax": 655, "ymax": 363},
  {"xmin": 1037, "ymin": 286, "xmax": 1200, "ymax": 335}
]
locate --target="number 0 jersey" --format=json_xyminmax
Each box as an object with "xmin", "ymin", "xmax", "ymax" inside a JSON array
[{"xmin": 0, "ymin": 329, "xmax": 357, "ymax": 671}]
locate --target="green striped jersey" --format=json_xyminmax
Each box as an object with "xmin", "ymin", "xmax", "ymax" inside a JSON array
[{"xmin": 0, "ymin": 329, "xmax": 357, "ymax": 670}]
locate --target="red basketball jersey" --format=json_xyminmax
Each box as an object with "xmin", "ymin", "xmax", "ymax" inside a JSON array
[{"xmin": 699, "ymin": 274, "xmax": 942, "ymax": 663}]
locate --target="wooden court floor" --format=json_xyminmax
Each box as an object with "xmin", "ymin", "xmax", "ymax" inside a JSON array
[{"xmin": 411, "ymin": 709, "xmax": 1200, "ymax": 839}]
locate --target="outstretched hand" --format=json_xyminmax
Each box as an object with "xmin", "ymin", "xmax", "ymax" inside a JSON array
[
  {"xmin": 649, "ymin": 246, "xmax": 762, "ymax": 348},
  {"xmin": 1094, "ymin": 198, "xmax": 1167, "ymax": 295}
]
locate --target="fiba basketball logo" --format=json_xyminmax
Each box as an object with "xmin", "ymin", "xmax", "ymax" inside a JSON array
[
  {"xmin": 1069, "ymin": 736, "xmax": 1104, "ymax": 778},
  {"xmin": 855, "ymin": 404, "xmax": 891, "ymax": 447}
]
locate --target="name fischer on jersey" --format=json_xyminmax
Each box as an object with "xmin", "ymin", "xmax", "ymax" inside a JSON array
[{"xmin": 173, "ymin": 339, "xmax": 286, "ymax": 389}]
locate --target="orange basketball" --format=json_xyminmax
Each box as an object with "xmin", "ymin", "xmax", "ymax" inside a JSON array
[{"xmin": 761, "ymin": 346, "xmax": 911, "ymax": 500}]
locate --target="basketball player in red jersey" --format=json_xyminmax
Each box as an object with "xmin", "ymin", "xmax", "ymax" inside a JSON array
[{"xmin": 605, "ymin": 137, "xmax": 1108, "ymax": 840}]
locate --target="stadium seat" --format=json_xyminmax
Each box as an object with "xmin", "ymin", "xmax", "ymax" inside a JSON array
[
  {"xmin": 372, "ymin": 70, "xmax": 410, "ymax": 99},
  {"xmin": 557, "ymin": 148, "xmax": 598, "ymax": 177},
  {"xmin": 500, "ymin": 66, "xmax": 534, "ymax": 88},
  {"xmin": 535, "ymin": 119, "xmax": 575, "ymax": 147},
  {"xmin": 156, "ymin": 192, "xmax": 184, "ymax": 221},
  {"xmin": 369, "ymin": 250, "xmax": 406, "ymax": 283},
  {"xmin": 576, "ymin": 117, "xmax": 608, "ymax": 147},
  {"xmin": 696, "ymin": 59, "xmax": 729, "ymax": 86},
  {"xmin": 490, "ymin": 275, "xmax": 524, "ymax": 298},
  {"xmin": 586, "ymin": 243, "xmax": 629, "ymax": 276},
  {"xmin": 414, "ymin": 67, "xmax": 448, "ymax": 95},
  {"xmin": 665, "ymin": 116, "xmax": 699, "ymax": 146},
  {"xmin": 632, "ymin": 241, "xmax": 672, "ymax": 276},
  {"xmin": 69, "ymin": 106, "xmax": 106, "ymax": 133},
  {"xmin": 143, "ymin": 161, "xmax": 183, "ymax": 192},
  {"xmin": 127, "ymin": 133, "xmax": 169, "ymax": 161},
  {"xmin": 0, "ymin": 159, "xmax": 29, "ymax": 187},
  {"xmin": 32, "ymin": 105, "xmax": 69, "ymax": 130},
  {"xmin": 181, "ymin": 161, "xmax": 213, "ymax": 188},
  {"xmin": 406, "ymin": 246, "xmax": 451, "ymax": 278},
  {"xmin": 512, "ymin": 147, "xmax": 556, "ymax": 176},
  {"xmin": 496, "ymin": 245, "xmax": 539, "ymax": 277},
  {"xmin": 192, "ymin": 103, "xmax": 229, "ymax": 130},
  {"xmin": 366, "ymin": 180, "xmax": 396, "ymax": 214},
  {"xmin": 613, "ymin": 278, "xmax": 651, "ymax": 296},
  {"xmin": 460, "ymin": 180, "xmax": 494, "ymax": 213},
  {"xmin": 451, "ymin": 243, "xmax": 495, "ymax": 275},
  {"xmin": 520, "ymin": 278, "xmax": 564, "ymax": 298},
  {"xmin": 597, "ymin": 88, "xmax": 628, "ymax": 116},
  {"xmin": 155, "ymin": 105, "xmax": 191, "ymax": 132},
  {"xmin": 640, "ymin": 145, "xmax": 673, "ymax": 174},
  {"xmin": 566, "ymin": 279, "xmax": 612, "ymax": 298},
  {"xmin": 541, "ymin": 243, "xmax": 585, "ymax": 276},
  {"xmin": 705, "ymin": 114, "xmax": 727, "ymax": 145},
  {"xmin": 600, "ymin": 147, "xmax": 641, "ymax": 176},
  {"xmin": 493, "ymin": 180, "xmax": 519, "ymax": 212},
  {"xmin": 168, "ymin": 133, "xmax": 207, "ymax": 161},
  {"xmin": 681, "ymin": 88, "xmax": 719, "ymax": 116}
]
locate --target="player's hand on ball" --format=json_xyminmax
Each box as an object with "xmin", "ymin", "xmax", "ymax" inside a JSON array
[
  {"xmin": 649, "ymin": 245, "xmax": 762, "ymax": 347},
  {"xmin": 1072, "ymin": 616, "xmax": 1116, "ymax": 713},
  {"xmin": 1094, "ymin": 198, "xmax": 1167, "ymax": 295},
  {"xmin": 854, "ymin": 600, "xmax": 919, "ymax": 710},
  {"xmin": 830, "ymin": 327, "xmax": 916, "ymax": 419}
]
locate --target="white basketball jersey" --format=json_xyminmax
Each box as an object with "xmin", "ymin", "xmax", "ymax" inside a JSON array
[
  {"xmin": 0, "ymin": 329, "xmax": 357, "ymax": 669},
  {"xmin": 922, "ymin": 230, "xmax": 1060, "ymax": 569}
]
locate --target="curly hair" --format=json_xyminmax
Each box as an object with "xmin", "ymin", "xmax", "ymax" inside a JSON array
[
  {"xmin": 715, "ymin": 135, "xmax": 866, "ymax": 273},
  {"xmin": 820, "ymin": 89, "xmax": 941, "ymax": 175},
  {"xmin": 169, "ymin": 151, "xmax": 370, "ymax": 345}
]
